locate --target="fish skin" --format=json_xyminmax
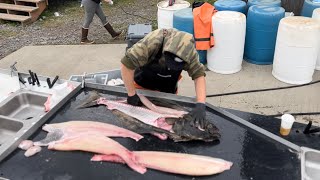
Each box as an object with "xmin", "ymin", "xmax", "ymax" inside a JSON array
[
  {"xmin": 48, "ymin": 134, "xmax": 147, "ymax": 174},
  {"xmin": 91, "ymin": 151, "xmax": 233, "ymax": 176},
  {"xmin": 34, "ymin": 121, "xmax": 143, "ymax": 146},
  {"xmin": 171, "ymin": 116, "xmax": 221, "ymax": 142}
]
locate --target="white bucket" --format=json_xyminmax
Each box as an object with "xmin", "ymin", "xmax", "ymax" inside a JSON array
[
  {"xmin": 312, "ymin": 8, "xmax": 320, "ymax": 70},
  {"xmin": 207, "ymin": 11, "xmax": 246, "ymax": 74},
  {"xmin": 157, "ymin": 1, "xmax": 190, "ymax": 29},
  {"xmin": 272, "ymin": 16, "xmax": 320, "ymax": 84}
]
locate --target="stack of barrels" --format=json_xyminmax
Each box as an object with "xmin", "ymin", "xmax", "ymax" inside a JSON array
[{"xmin": 157, "ymin": 0, "xmax": 320, "ymax": 84}]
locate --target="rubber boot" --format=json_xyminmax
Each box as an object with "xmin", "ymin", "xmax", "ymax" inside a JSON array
[
  {"xmin": 104, "ymin": 23, "xmax": 123, "ymax": 39},
  {"xmin": 80, "ymin": 28, "xmax": 94, "ymax": 44}
]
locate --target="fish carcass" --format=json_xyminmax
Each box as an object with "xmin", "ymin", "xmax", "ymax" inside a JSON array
[
  {"xmin": 91, "ymin": 151, "xmax": 233, "ymax": 176},
  {"xmin": 34, "ymin": 121, "xmax": 143, "ymax": 146},
  {"xmin": 78, "ymin": 91, "xmax": 221, "ymax": 142}
]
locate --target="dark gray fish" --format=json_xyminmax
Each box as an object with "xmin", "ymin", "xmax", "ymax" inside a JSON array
[{"xmin": 78, "ymin": 91, "xmax": 220, "ymax": 142}]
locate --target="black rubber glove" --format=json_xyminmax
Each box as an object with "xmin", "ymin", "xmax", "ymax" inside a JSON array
[
  {"xmin": 127, "ymin": 94, "xmax": 143, "ymax": 106},
  {"xmin": 190, "ymin": 103, "xmax": 206, "ymax": 129}
]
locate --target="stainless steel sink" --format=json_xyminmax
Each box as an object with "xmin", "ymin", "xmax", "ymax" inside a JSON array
[
  {"xmin": 0, "ymin": 117, "xmax": 23, "ymax": 145},
  {"xmin": 0, "ymin": 69, "xmax": 81, "ymax": 163},
  {"xmin": 301, "ymin": 147, "xmax": 320, "ymax": 180},
  {"xmin": 0, "ymin": 91, "xmax": 47, "ymax": 120}
]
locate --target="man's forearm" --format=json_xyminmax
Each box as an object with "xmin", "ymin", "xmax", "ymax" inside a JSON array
[
  {"xmin": 121, "ymin": 64, "xmax": 136, "ymax": 96},
  {"xmin": 194, "ymin": 76, "xmax": 206, "ymax": 103}
]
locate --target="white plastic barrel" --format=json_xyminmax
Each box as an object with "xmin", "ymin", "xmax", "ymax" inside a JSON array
[
  {"xmin": 272, "ymin": 16, "xmax": 320, "ymax": 84},
  {"xmin": 312, "ymin": 8, "xmax": 320, "ymax": 70},
  {"xmin": 207, "ymin": 11, "xmax": 246, "ymax": 74},
  {"xmin": 157, "ymin": 1, "xmax": 190, "ymax": 29}
]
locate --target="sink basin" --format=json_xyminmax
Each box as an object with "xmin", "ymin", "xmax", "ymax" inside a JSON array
[
  {"xmin": 0, "ymin": 117, "xmax": 23, "ymax": 145},
  {"xmin": 305, "ymin": 151, "xmax": 320, "ymax": 179},
  {"xmin": 301, "ymin": 147, "xmax": 320, "ymax": 180},
  {"xmin": 0, "ymin": 91, "xmax": 48, "ymax": 120}
]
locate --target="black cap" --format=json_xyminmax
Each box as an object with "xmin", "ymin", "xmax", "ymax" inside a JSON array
[{"xmin": 165, "ymin": 53, "xmax": 185, "ymax": 71}]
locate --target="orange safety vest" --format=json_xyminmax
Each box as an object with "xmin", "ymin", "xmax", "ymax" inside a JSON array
[{"xmin": 193, "ymin": 2, "xmax": 216, "ymax": 50}]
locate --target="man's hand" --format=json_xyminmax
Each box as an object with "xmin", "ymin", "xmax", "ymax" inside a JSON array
[
  {"xmin": 190, "ymin": 103, "xmax": 206, "ymax": 129},
  {"xmin": 127, "ymin": 94, "xmax": 143, "ymax": 106}
]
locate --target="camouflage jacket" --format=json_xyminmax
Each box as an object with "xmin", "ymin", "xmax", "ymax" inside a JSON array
[{"xmin": 121, "ymin": 28, "xmax": 206, "ymax": 80}]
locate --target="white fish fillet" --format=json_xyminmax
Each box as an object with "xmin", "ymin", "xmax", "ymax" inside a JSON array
[
  {"xmin": 97, "ymin": 98, "xmax": 173, "ymax": 131},
  {"xmin": 138, "ymin": 94, "xmax": 188, "ymax": 117},
  {"xmin": 34, "ymin": 121, "xmax": 143, "ymax": 146},
  {"xmin": 91, "ymin": 151, "xmax": 233, "ymax": 176},
  {"xmin": 48, "ymin": 134, "xmax": 147, "ymax": 174}
]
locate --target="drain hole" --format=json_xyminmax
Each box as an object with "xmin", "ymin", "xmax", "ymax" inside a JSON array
[
  {"xmin": 25, "ymin": 117, "xmax": 33, "ymax": 120},
  {"xmin": 296, "ymin": 130, "xmax": 299, "ymax": 133}
]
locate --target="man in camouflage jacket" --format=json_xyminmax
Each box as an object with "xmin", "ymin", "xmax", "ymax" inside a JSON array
[{"xmin": 121, "ymin": 28, "xmax": 208, "ymax": 128}]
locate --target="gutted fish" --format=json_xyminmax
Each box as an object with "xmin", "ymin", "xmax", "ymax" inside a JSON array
[
  {"xmin": 18, "ymin": 140, "xmax": 34, "ymax": 150},
  {"xmin": 48, "ymin": 134, "xmax": 146, "ymax": 174},
  {"xmin": 34, "ymin": 121, "xmax": 143, "ymax": 146},
  {"xmin": 24, "ymin": 146, "xmax": 41, "ymax": 157},
  {"xmin": 91, "ymin": 151, "xmax": 233, "ymax": 176},
  {"xmin": 79, "ymin": 91, "xmax": 220, "ymax": 142}
]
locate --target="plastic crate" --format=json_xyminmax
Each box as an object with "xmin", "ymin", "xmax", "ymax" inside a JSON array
[
  {"xmin": 126, "ymin": 23, "xmax": 152, "ymax": 49},
  {"xmin": 69, "ymin": 69, "xmax": 122, "ymax": 86}
]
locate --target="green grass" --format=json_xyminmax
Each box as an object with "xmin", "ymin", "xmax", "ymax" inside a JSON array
[
  {"xmin": 38, "ymin": 1, "xmax": 83, "ymax": 28},
  {"xmin": 0, "ymin": 29, "xmax": 18, "ymax": 38}
]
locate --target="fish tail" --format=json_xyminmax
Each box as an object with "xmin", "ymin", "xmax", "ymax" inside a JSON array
[
  {"xmin": 121, "ymin": 150, "xmax": 147, "ymax": 174},
  {"xmin": 77, "ymin": 91, "xmax": 102, "ymax": 109}
]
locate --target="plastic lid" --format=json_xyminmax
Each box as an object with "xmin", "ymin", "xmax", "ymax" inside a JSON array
[
  {"xmin": 213, "ymin": 11, "xmax": 245, "ymax": 21},
  {"xmin": 174, "ymin": 8, "xmax": 193, "ymax": 18},
  {"xmin": 250, "ymin": 5, "xmax": 285, "ymax": 15},
  {"xmin": 281, "ymin": 16, "xmax": 320, "ymax": 30},
  {"xmin": 157, "ymin": 1, "xmax": 190, "ymax": 10},
  {"xmin": 249, "ymin": 0, "xmax": 280, "ymax": 4},
  {"xmin": 215, "ymin": 0, "xmax": 246, "ymax": 7}
]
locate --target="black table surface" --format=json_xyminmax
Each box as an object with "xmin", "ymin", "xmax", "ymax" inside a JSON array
[{"xmin": 0, "ymin": 90, "xmax": 319, "ymax": 180}]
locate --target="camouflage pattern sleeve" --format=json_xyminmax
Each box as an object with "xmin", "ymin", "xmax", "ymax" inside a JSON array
[
  {"xmin": 185, "ymin": 51, "xmax": 206, "ymax": 80},
  {"xmin": 121, "ymin": 29, "xmax": 164, "ymax": 70}
]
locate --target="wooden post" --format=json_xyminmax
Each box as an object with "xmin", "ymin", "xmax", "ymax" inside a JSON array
[{"xmin": 281, "ymin": 0, "xmax": 305, "ymax": 15}]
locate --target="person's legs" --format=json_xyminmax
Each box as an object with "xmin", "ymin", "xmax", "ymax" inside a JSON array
[
  {"xmin": 95, "ymin": 5, "xmax": 123, "ymax": 38},
  {"xmin": 81, "ymin": 0, "xmax": 97, "ymax": 44}
]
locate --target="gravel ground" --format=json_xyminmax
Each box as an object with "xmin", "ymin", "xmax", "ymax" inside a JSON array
[{"xmin": 0, "ymin": 0, "xmax": 163, "ymax": 60}]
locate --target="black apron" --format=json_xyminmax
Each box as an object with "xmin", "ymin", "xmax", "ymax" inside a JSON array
[{"xmin": 134, "ymin": 41, "xmax": 182, "ymax": 94}]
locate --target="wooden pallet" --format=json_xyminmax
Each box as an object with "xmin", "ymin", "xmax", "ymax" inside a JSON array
[{"xmin": 0, "ymin": 0, "xmax": 47, "ymax": 25}]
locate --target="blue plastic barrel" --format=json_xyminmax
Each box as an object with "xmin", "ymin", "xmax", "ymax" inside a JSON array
[
  {"xmin": 301, "ymin": 0, "xmax": 320, "ymax": 17},
  {"xmin": 244, "ymin": 5, "xmax": 285, "ymax": 64},
  {"xmin": 248, "ymin": 0, "xmax": 281, "ymax": 8},
  {"xmin": 214, "ymin": 0, "xmax": 247, "ymax": 14},
  {"xmin": 173, "ymin": 8, "xmax": 207, "ymax": 64}
]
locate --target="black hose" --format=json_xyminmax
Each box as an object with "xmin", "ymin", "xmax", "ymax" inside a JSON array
[
  {"xmin": 269, "ymin": 112, "xmax": 320, "ymax": 117},
  {"xmin": 206, "ymin": 79, "xmax": 320, "ymax": 97}
]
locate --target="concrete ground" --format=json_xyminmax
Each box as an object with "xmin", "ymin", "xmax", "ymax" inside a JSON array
[{"xmin": 0, "ymin": 44, "xmax": 319, "ymax": 126}]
